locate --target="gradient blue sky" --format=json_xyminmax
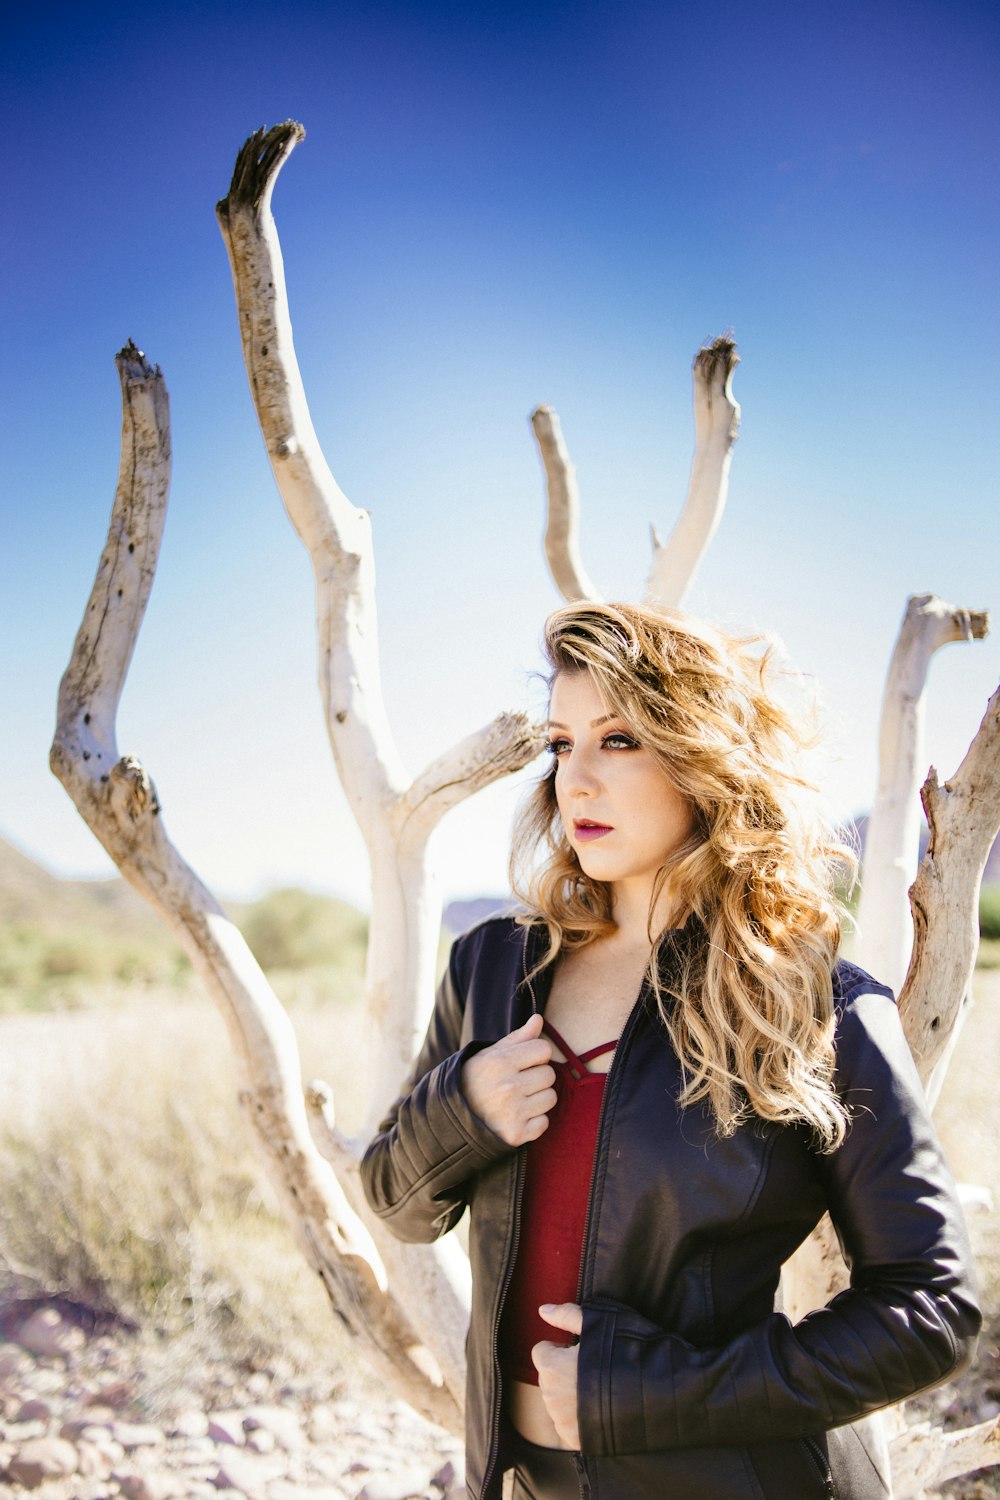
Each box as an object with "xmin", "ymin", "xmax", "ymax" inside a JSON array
[{"xmin": 2, "ymin": 0, "xmax": 998, "ymax": 907}]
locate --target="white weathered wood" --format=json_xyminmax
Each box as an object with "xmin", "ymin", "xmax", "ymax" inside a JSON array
[
  {"xmin": 531, "ymin": 335, "xmax": 739, "ymax": 609},
  {"xmin": 50, "ymin": 345, "xmax": 463, "ymax": 1430},
  {"xmin": 216, "ymin": 123, "xmax": 543, "ymax": 1118},
  {"xmin": 900, "ymin": 679, "xmax": 1000, "ymax": 1084},
  {"xmin": 856, "ymin": 594, "xmax": 988, "ymax": 996},
  {"xmin": 644, "ymin": 335, "xmax": 740, "ymax": 607},
  {"xmin": 530, "ymin": 405, "xmax": 601, "ymax": 602},
  {"xmin": 888, "ymin": 1411, "xmax": 1000, "ymax": 1494}
]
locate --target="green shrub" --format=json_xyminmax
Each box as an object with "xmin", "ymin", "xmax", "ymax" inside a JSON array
[
  {"xmin": 236, "ymin": 887, "xmax": 367, "ymax": 975},
  {"xmin": 980, "ymin": 886, "xmax": 1000, "ymax": 941}
]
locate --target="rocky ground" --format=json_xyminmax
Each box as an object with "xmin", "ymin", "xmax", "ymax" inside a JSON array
[
  {"xmin": 0, "ymin": 1301, "xmax": 463, "ymax": 1500},
  {"xmin": 2, "ymin": 1294, "xmax": 999, "ymax": 1498}
]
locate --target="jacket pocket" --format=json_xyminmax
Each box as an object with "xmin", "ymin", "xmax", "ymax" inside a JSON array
[
  {"xmin": 585, "ymin": 1445, "xmax": 763, "ymax": 1499},
  {"xmin": 746, "ymin": 1435, "xmax": 837, "ymax": 1497}
]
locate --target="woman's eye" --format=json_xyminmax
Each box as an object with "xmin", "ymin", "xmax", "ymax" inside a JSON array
[
  {"xmin": 546, "ymin": 738, "xmax": 571, "ymax": 756},
  {"xmin": 603, "ymin": 732, "xmax": 639, "ymax": 750}
]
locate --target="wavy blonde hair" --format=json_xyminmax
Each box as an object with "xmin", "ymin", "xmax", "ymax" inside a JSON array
[{"xmin": 510, "ymin": 601, "xmax": 858, "ymax": 1150}]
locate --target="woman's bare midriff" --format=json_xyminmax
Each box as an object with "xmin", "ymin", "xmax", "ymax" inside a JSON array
[{"xmin": 508, "ymin": 1378, "xmax": 569, "ymax": 1449}]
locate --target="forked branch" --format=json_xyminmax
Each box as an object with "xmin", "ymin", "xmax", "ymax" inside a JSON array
[
  {"xmin": 50, "ymin": 348, "xmax": 465, "ymax": 1429},
  {"xmin": 532, "ymin": 335, "xmax": 739, "ymax": 607}
]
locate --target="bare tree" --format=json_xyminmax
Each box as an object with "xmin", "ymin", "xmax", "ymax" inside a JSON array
[{"xmin": 52, "ymin": 122, "xmax": 999, "ymax": 1493}]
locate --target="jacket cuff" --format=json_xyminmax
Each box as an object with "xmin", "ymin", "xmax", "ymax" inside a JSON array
[{"xmin": 436, "ymin": 1041, "xmax": 515, "ymax": 1161}]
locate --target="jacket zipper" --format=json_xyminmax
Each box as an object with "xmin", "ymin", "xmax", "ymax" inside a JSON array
[
  {"xmin": 576, "ymin": 986, "xmax": 646, "ymax": 1304},
  {"xmin": 480, "ymin": 940, "xmax": 537, "ymax": 1500},
  {"xmin": 802, "ymin": 1436, "xmax": 836, "ymax": 1496},
  {"xmin": 481, "ymin": 1150, "xmax": 526, "ymax": 1500},
  {"xmin": 570, "ymin": 985, "xmax": 647, "ymax": 1500}
]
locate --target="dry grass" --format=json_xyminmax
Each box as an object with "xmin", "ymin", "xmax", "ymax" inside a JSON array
[
  {"xmin": 0, "ymin": 964, "xmax": 996, "ymax": 1490},
  {"xmin": 0, "ymin": 988, "xmax": 369, "ymax": 1375}
]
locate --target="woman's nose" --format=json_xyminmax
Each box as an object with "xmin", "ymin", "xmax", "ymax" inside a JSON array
[{"xmin": 560, "ymin": 748, "xmax": 600, "ymax": 796}]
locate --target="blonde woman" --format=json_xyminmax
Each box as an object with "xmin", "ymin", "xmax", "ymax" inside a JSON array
[{"xmin": 362, "ymin": 602, "xmax": 979, "ymax": 1500}]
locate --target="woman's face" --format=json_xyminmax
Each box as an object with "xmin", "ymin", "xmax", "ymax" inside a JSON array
[{"xmin": 547, "ymin": 670, "xmax": 695, "ymax": 895}]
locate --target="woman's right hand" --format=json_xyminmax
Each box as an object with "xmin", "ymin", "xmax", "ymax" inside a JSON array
[{"xmin": 461, "ymin": 1014, "xmax": 557, "ymax": 1146}]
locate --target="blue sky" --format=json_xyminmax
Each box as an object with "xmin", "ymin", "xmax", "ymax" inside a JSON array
[{"xmin": 2, "ymin": 0, "xmax": 998, "ymax": 908}]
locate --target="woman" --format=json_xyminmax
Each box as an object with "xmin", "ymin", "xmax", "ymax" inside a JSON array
[{"xmin": 362, "ymin": 602, "xmax": 979, "ymax": 1500}]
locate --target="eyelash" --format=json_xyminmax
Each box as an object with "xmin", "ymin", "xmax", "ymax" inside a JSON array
[{"xmin": 546, "ymin": 732, "xmax": 640, "ymax": 757}]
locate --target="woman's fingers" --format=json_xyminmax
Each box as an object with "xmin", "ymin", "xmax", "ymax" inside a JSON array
[
  {"xmin": 460, "ymin": 1016, "xmax": 558, "ymax": 1145},
  {"xmin": 538, "ymin": 1302, "xmax": 584, "ymax": 1336}
]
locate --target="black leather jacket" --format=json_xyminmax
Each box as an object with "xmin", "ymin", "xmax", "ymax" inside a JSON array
[{"xmin": 361, "ymin": 917, "xmax": 980, "ymax": 1500}]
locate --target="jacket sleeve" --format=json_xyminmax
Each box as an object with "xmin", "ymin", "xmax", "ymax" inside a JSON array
[
  {"xmin": 360, "ymin": 934, "xmax": 516, "ymax": 1244},
  {"xmin": 577, "ymin": 990, "xmax": 982, "ymax": 1454}
]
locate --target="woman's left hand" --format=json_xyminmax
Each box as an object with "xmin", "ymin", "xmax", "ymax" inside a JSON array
[{"xmin": 532, "ymin": 1302, "xmax": 583, "ymax": 1450}]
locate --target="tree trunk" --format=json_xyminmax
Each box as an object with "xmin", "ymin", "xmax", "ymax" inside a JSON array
[{"xmin": 856, "ymin": 594, "xmax": 987, "ymax": 997}]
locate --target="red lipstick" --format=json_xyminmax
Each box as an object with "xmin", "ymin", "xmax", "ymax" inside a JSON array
[{"xmin": 574, "ymin": 819, "xmax": 613, "ymax": 842}]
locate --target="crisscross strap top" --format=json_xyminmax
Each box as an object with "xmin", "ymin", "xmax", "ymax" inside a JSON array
[{"xmin": 498, "ymin": 1019, "xmax": 618, "ymax": 1386}]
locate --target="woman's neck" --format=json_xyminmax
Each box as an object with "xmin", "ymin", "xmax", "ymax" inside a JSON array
[{"xmin": 609, "ymin": 876, "xmax": 685, "ymax": 951}]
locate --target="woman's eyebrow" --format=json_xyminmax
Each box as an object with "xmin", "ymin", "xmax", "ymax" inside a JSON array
[{"xmin": 547, "ymin": 714, "xmax": 618, "ymax": 730}]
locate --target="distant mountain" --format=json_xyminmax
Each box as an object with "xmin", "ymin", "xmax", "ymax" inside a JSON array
[
  {"xmin": 0, "ymin": 835, "xmax": 366, "ymax": 995},
  {"xmin": 0, "ymin": 834, "xmax": 176, "ymax": 939},
  {"xmin": 443, "ymin": 896, "xmax": 517, "ymax": 935}
]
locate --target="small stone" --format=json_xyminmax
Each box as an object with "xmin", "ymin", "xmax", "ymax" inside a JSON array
[
  {"xmin": 75, "ymin": 1438, "xmax": 113, "ymax": 1478},
  {"xmin": 17, "ymin": 1307, "xmax": 84, "ymax": 1358},
  {"xmin": 4, "ymin": 1418, "xmax": 46, "ymax": 1440},
  {"xmin": 269, "ymin": 1485, "xmax": 343, "ymax": 1500},
  {"xmin": 169, "ymin": 1409, "xmax": 209, "ymax": 1439},
  {"xmin": 0, "ymin": 1343, "xmax": 31, "ymax": 1380},
  {"xmin": 243, "ymin": 1403, "xmax": 301, "ymax": 1450},
  {"xmin": 119, "ymin": 1471, "xmax": 178, "ymax": 1500},
  {"xmin": 7, "ymin": 1434, "xmax": 79, "ymax": 1486},
  {"xmin": 245, "ymin": 1426, "xmax": 274, "ymax": 1454},
  {"xmin": 357, "ymin": 1467, "xmax": 434, "ymax": 1500},
  {"xmin": 212, "ymin": 1451, "xmax": 271, "ymax": 1499},
  {"xmin": 207, "ymin": 1409, "xmax": 246, "ymax": 1446},
  {"xmin": 174, "ymin": 1436, "xmax": 217, "ymax": 1465},
  {"xmin": 88, "ymin": 1380, "xmax": 134, "ymax": 1410},
  {"xmin": 62, "ymin": 1416, "xmax": 103, "ymax": 1440},
  {"xmin": 304, "ymin": 1403, "xmax": 341, "ymax": 1444},
  {"xmin": 112, "ymin": 1421, "xmax": 164, "ymax": 1450},
  {"xmin": 79, "ymin": 1403, "xmax": 117, "ymax": 1426},
  {"xmin": 432, "ymin": 1459, "xmax": 457, "ymax": 1491},
  {"xmin": 245, "ymin": 1372, "xmax": 270, "ymax": 1397},
  {"xmin": 80, "ymin": 1422, "xmax": 119, "ymax": 1446},
  {"xmin": 15, "ymin": 1397, "xmax": 53, "ymax": 1423}
]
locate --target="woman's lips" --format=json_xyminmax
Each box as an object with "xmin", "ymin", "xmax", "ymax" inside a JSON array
[{"xmin": 574, "ymin": 820, "xmax": 613, "ymax": 842}]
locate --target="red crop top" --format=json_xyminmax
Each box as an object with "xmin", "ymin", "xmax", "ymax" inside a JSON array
[{"xmin": 498, "ymin": 1019, "xmax": 617, "ymax": 1385}]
